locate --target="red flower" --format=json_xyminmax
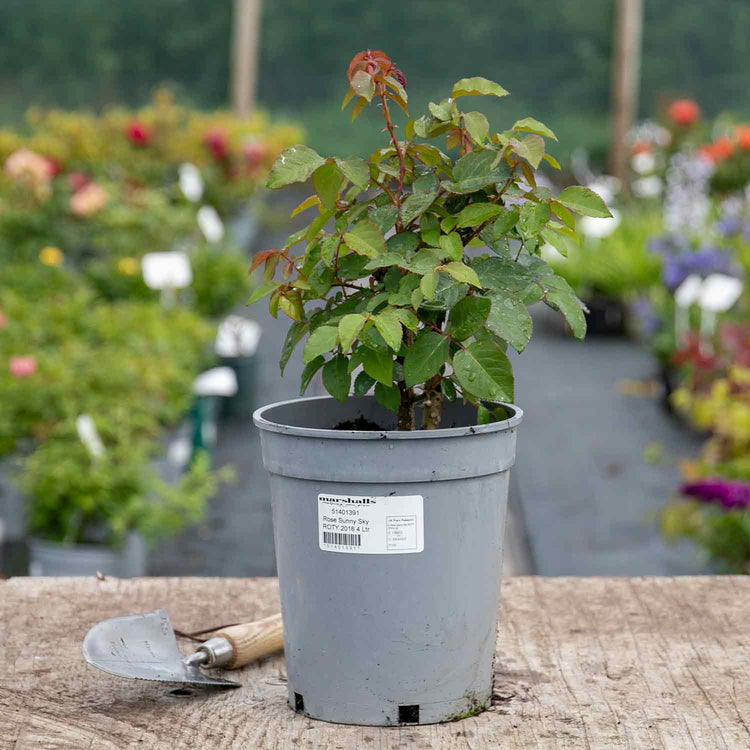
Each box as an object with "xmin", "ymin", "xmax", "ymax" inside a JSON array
[
  {"xmin": 203, "ymin": 129, "xmax": 229, "ymax": 161},
  {"xmin": 736, "ymin": 126, "xmax": 750, "ymax": 151},
  {"xmin": 67, "ymin": 171, "xmax": 90, "ymax": 192},
  {"xmin": 126, "ymin": 120, "xmax": 151, "ymax": 146},
  {"xmin": 668, "ymin": 99, "xmax": 700, "ymax": 127},
  {"xmin": 9, "ymin": 355, "xmax": 37, "ymax": 378},
  {"xmin": 45, "ymin": 157, "xmax": 62, "ymax": 177},
  {"xmin": 243, "ymin": 139, "xmax": 267, "ymax": 168},
  {"xmin": 701, "ymin": 137, "xmax": 735, "ymax": 164}
]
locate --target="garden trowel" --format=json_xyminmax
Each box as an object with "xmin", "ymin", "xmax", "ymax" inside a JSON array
[{"xmin": 83, "ymin": 609, "xmax": 283, "ymax": 688}]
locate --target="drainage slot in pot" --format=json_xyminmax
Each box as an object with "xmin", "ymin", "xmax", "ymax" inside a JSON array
[
  {"xmin": 294, "ymin": 692, "xmax": 305, "ymax": 712},
  {"xmin": 398, "ymin": 704, "xmax": 420, "ymax": 724}
]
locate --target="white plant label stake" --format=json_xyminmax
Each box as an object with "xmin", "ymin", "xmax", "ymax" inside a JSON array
[
  {"xmin": 141, "ymin": 251, "xmax": 193, "ymax": 307},
  {"xmin": 76, "ymin": 415, "xmax": 105, "ymax": 459},
  {"xmin": 197, "ymin": 205, "xmax": 225, "ymax": 243},
  {"xmin": 178, "ymin": 163, "xmax": 204, "ymax": 202},
  {"xmin": 317, "ymin": 493, "xmax": 424, "ymax": 554},
  {"xmin": 698, "ymin": 273, "xmax": 744, "ymax": 343}
]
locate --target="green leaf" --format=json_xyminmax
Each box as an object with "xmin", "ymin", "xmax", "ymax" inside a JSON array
[
  {"xmin": 441, "ymin": 262, "xmax": 481, "ymax": 288},
  {"xmin": 280, "ymin": 321, "xmax": 308, "ymax": 374},
  {"xmin": 401, "ymin": 173, "xmax": 439, "ymax": 225},
  {"xmin": 420, "ymin": 271, "xmax": 438, "ymax": 300},
  {"xmin": 353, "ymin": 370, "xmax": 376, "ymax": 396},
  {"xmin": 364, "ymin": 252, "xmax": 409, "ymax": 271},
  {"xmin": 453, "ymin": 340, "xmax": 514, "ymax": 402},
  {"xmin": 404, "ymin": 330, "xmax": 450, "ymax": 387},
  {"xmin": 540, "ymin": 227, "xmax": 579, "ymax": 258},
  {"xmin": 344, "ymin": 219, "xmax": 386, "ymax": 258},
  {"xmin": 428, "ymin": 99, "xmax": 453, "ymax": 121},
  {"xmin": 300, "ymin": 356, "xmax": 325, "ymax": 396},
  {"xmin": 543, "ymin": 153, "xmax": 562, "ymax": 170},
  {"xmin": 410, "ymin": 248, "xmax": 444, "ymax": 274},
  {"xmin": 512, "ymin": 117, "xmax": 557, "ymax": 141},
  {"xmin": 335, "ymin": 156, "xmax": 370, "ymax": 190},
  {"xmin": 542, "ymin": 276, "xmax": 587, "ymax": 340},
  {"xmin": 312, "ymin": 161, "xmax": 344, "ymax": 210},
  {"xmin": 452, "ymin": 77, "xmax": 510, "ymax": 99},
  {"xmin": 351, "ymin": 70, "xmax": 375, "ymax": 101},
  {"xmin": 518, "ymin": 201, "xmax": 551, "ymax": 237},
  {"xmin": 319, "ymin": 236, "xmax": 339, "ymax": 267},
  {"xmin": 463, "ymin": 111, "xmax": 490, "ymax": 143},
  {"xmin": 374, "ymin": 310, "xmax": 403, "ymax": 351},
  {"xmin": 486, "ymin": 292, "xmax": 533, "ymax": 352},
  {"xmin": 267, "ymin": 145, "xmax": 325, "ymax": 189},
  {"xmin": 394, "ymin": 308, "xmax": 419, "ymax": 331},
  {"xmin": 512, "ymin": 134, "xmax": 545, "ymax": 169},
  {"xmin": 308, "ymin": 263, "xmax": 335, "ymax": 296},
  {"xmin": 387, "ymin": 231, "xmax": 420, "ymax": 255},
  {"xmin": 441, "ymin": 378, "xmax": 457, "ymax": 401},
  {"xmin": 456, "ymin": 203, "xmax": 504, "ymax": 228},
  {"xmin": 375, "ymin": 382, "xmax": 400, "ymax": 412},
  {"xmin": 337, "ymin": 254, "xmax": 370, "ymax": 280},
  {"xmin": 550, "ymin": 201, "xmax": 576, "ymax": 230},
  {"xmin": 303, "ymin": 325, "xmax": 339, "ymax": 364},
  {"xmin": 370, "ymin": 204, "xmax": 399, "ymax": 233},
  {"xmin": 323, "ymin": 355, "xmax": 351, "ymax": 402},
  {"xmin": 420, "ymin": 213, "xmax": 441, "ymax": 246},
  {"xmin": 441, "ymin": 215, "xmax": 458, "ymax": 233},
  {"xmin": 557, "ymin": 186, "xmax": 612, "ymax": 218},
  {"xmin": 443, "ymin": 149, "xmax": 512, "ymax": 194},
  {"xmin": 389, "ymin": 274, "xmax": 421, "ymax": 305},
  {"xmin": 338, "ymin": 313, "xmax": 367, "ymax": 353},
  {"xmin": 362, "ymin": 347, "xmax": 393, "ymax": 386},
  {"xmin": 474, "ymin": 257, "xmax": 537, "ymax": 296},
  {"xmin": 493, "ymin": 207, "xmax": 520, "ymax": 236},
  {"xmin": 248, "ymin": 281, "xmax": 279, "ymax": 305},
  {"xmin": 449, "ymin": 296, "xmax": 491, "ymax": 340},
  {"xmin": 439, "ymin": 231, "xmax": 464, "ymax": 261}
]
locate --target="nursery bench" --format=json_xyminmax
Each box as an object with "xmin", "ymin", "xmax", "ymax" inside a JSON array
[{"xmin": 1, "ymin": 575, "xmax": 748, "ymax": 749}]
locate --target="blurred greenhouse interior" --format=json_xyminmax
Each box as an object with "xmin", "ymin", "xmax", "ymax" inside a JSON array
[{"xmin": 2, "ymin": 0, "xmax": 750, "ymax": 578}]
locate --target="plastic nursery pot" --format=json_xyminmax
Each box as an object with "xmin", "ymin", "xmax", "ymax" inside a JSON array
[
  {"xmin": 219, "ymin": 354, "xmax": 257, "ymax": 419},
  {"xmin": 253, "ymin": 395, "xmax": 522, "ymax": 726},
  {"xmin": 28, "ymin": 533, "xmax": 146, "ymax": 577}
]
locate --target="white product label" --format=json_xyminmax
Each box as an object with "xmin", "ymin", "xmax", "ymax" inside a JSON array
[{"xmin": 318, "ymin": 493, "xmax": 424, "ymax": 554}]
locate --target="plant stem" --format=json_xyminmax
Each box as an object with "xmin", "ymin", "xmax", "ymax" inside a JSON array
[
  {"xmin": 378, "ymin": 85, "xmax": 406, "ymax": 229},
  {"xmin": 421, "ymin": 374, "xmax": 443, "ymax": 430},
  {"xmin": 397, "ymin": 383, "xmax": 415, "ymax": 431}
]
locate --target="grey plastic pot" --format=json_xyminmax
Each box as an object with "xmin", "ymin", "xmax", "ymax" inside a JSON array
[
  {"xmin": 28, "ymin": 533, "xmax": 146, "ymax": 577},
  {"xmin": 254, "ymin": 395, "xmax": 522, "ymax": 726}
]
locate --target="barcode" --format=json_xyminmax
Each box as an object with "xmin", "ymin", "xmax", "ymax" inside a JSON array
[{"xmin": 323, "ymin": 531, "xmax": 361, "ymax": 547}]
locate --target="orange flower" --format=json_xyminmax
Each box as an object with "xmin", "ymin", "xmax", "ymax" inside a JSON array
[
  {"xmin": 736, "ymin": 126, "xmax": 750, "ymax": 151},
  {"xmin": 668, "ymin": 99, "xmax": 700, "ymax": 127},
  {"xmin": 631, "ymin": 140, "xmax": 651, "ymax": 156}
]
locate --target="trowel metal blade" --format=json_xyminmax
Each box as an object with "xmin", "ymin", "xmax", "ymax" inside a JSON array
[{"xmin": 83, "ymin": 609, "xmax": 240, "ymax": 688}]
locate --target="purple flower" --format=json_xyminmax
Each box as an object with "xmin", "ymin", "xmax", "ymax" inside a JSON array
[
  {"xmin": 660, "ymin": 246, "xmax": 736, "ymax": 290},
  {"xmin": 716, "ymin": 216, "xmax": 743, "ymax": 237},
  {"xmin": 648, "ymin": 234, "xmax": 688, "ymax": 256},
  {"xmin": 631, "ymin": 297, "xmax": 661, "ymax": 337},
  {"xmin": 681, "ymin": 478, "xmax": 750, "ymax": 510}
]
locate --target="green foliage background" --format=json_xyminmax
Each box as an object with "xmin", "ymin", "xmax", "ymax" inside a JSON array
[{"xmin": 1, "ymin": 1, "xmax": 749, "ymax": 163}]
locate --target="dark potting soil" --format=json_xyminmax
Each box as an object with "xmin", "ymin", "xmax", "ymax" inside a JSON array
[{"xmin": 333, "ymin": 416, "xmax": 386, "ymax": 431}]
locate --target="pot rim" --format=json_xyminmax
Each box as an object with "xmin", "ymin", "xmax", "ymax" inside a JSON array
[{"xmin": 253, "ymin": 395, "xmax": 522, "ymax": 440}]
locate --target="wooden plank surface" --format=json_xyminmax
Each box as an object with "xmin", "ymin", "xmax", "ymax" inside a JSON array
[{"xmin": 1, "ymin": 576, "xmax": 748, "ymax": 749}]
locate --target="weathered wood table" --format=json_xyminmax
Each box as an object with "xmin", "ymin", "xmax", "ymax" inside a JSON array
[{"xmin": 1, "ymin": 576, "xmax": 748, "ymax": 749}]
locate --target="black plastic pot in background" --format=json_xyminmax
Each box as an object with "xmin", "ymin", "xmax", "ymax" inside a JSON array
[
  {"xmin": 219, "ymin": 355, "xmax": 257, "ymax": 419},
  {"xmin": 583, "ymin": 295, "xmax": 628, "ymax": 337}
]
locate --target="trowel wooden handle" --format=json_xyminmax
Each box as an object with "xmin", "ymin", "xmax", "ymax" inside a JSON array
[{"xmin": 213, "ymin": 613, "xmax": 284, "ymax": 669}]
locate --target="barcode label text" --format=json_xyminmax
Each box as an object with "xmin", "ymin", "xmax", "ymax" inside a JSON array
[{"xmin": 323, "ymin": 531, "xmax": 361, "ymax": 547}]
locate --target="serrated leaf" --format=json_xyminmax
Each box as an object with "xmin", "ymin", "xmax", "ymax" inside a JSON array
[
  {"xmin": 323, "ymin": 355, "xmax": 350, "ymax": 402},
  {"xmin": 441, "ymin": 262, "xmax": 481, "ymax": 288},
  {"xmin": 319, "ymin": 236, "xmax": 339, "ymax": 267},
  {"xmin": 280, "ymin": 321, "xmax": 308, "ymax": 375},
  {"xmin": 335, "ymin": 156, "xmax": 370, "ymax": 190},
  {"xmin": 557, "ymin": 186, "xmax": 612, "ymax": 218},
  {"xmin": 312, "ymin": 161, "xmax": 344, "ymax": 210},
  {"xmin": 362, "ymin": 347, "xmax": 393, "ymax": 386},
  {"xmin": 410, "ymin": 248, "xmax": 444, "ymax": 274},
  {"xmin": 351, "ymin": 70, "xmax": 375, "ymax": 102},
  {"xmin": 267, "ymin": 145, "xmax": 325, "ymax": 189},
  {"xmin": 290, "ymin": 194, "xmax": 319, "ymax": 218},
  {"xmin": 486, "ymin": 292, "xmax": 533, "ymax": 352},
  {"xmin": 303, "ymin": 325, "xmax": 339, "ymax": 364},
  {"xmin": 404, "ymin": 330, "xmax": 450, "ymax": 387},
  {"xmin": 550, "ymin": 201, "xmax": 576, "ymax": 230},
  {"xmin": 429, "ymin": 99, "xmax": 453, "ymax": 121},
  {"xmin": 411, "ymin": 287, "xmax": 424, "ymax": 309},
  {"xmin": 463, "ymin": 111, "xmax": 490, "ymax": 143},
  {"xmin": 456, "ymin": 203, "xmax": 504, "ymax": 228},
  {"xmin": 248, "ymin": 281, "xmax": 280, "ymax": 305},
  {"xmin": 344, "ymin": 219, "xmax": 386, "ymax": 258},
  {"xmin": 473, "ymin": 257, "xmax": 537, "ymax": 296},
  {"xmin": 354, "ymin": 370, "xmax": 376, "ymax": 396},
  {"xmin": 279, "ymin": 290, "xmax": 304, "ymax": 321},
  {"xmin": 512, "ymin": 134, "xmax": 545, "ymax": 169},
  {"xmin": 438, "ymin": 231, "xmax": 464, "ymax": 261},
  {"xmin": 443, "ymin": 149, "xmax": 512, "ymax": 194},
  {"xmin": 518, "ymin": 201, "xmax": 551, "ymax": 237},
  {"xmin": 420, "ymin": 213, "xmax": 441, "ymax": 246},
  {"xmin": 370, "ymin": 204, "xmax": 398, "ymax": 233},
  {"xmin": 512, "ymin": 117, "xmax": 557, "ymax": 140},
  {"xmin": 387, "ymin": 231, "xmax": 420, "ymax": 255},
  {"xmin": 364, "ymin": 252, "xmax": 409, "ymax": 271},
  {"xmin": 375, "ymin": 382, "xmax": 400, "ymax": 411},
  {"xmin": 449, "ymin": 296, "xmax": 491, "ymax": 340},
  {"xmin": 389, "ymin": 274, "xmax": 421, "ymax": 305},
  {"xmin": 394, "ymin": 308, "xmax": 419, "ymax": 331},
  {"xmin": 453, "ymin": 340, "xmax": 514, "ymax": 402},
  {"xmin": 441, "ymin": 215, "xmax": 458, "ymax": 233},
  {"xmin": 374, "ymin": 310, "xmax": 403, "ymax": 351},
  {"xmin": 338, "ymin": 313, "xmax": 368, "ymax": 352},
  {"xmin": 420, "ymin": 271, "xmax": 438, "ymax": 300},
  {"xmin": 493, "ymin": 207, "xmax": 520, "ymax": 237},
  {"xmin": 540, "ymin": 227, "xmax": 579, "ymax": 258},
  {"xmin": 300, "ymin": 356, "xmax": 325, "ymax": 395},
  {"xmin": 542, "ymin": 276, "xmax": 587, "ymax": 340},
  {"xmin": 452, "ymin": 77, "xmax": 510, "ymax": 99},
  {"xmin": 401, "ymin": 191, "xmax": 437, "ymax": 226}
]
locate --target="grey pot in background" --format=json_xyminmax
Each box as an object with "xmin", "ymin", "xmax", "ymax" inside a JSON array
[
  {"xmin": 254, "ymin": 395, "xmax": 522, "ymax": 726},
  {"xmin": 28, "ymin": 533, "xmax": 146, "ymax": 577}
]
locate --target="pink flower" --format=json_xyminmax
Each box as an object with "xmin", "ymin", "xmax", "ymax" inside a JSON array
[
  {"xmin": 203, "ymin": 129, "xmax": 229, "ymax": 161},
  {"xmin": 242, "ymin": 139, "xmax": 267, "ymax": 168},
  {"xmin": 126, "ymin": 120, "xmax": 151, "ymax": 146},
  {"xmin": 70, "ymin": 182, "xmax": 108, "ymax": 217},
  {"xmin": 9, "ymin": 356, "xmax": 37, "ymax": 378},
  {"xmin": 67, "ymin": 171, "xmax": 90, "ymax": 192}
]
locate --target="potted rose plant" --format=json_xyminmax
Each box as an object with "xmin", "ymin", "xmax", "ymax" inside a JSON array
[{"xmin": 250, "ymin": 51, "xmax": 609, "ymax": 725}]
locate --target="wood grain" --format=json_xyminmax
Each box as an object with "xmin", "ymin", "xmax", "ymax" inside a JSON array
[{"xmin": 1, "ymin": 576, "xmax": 749, "ymax": 749}]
